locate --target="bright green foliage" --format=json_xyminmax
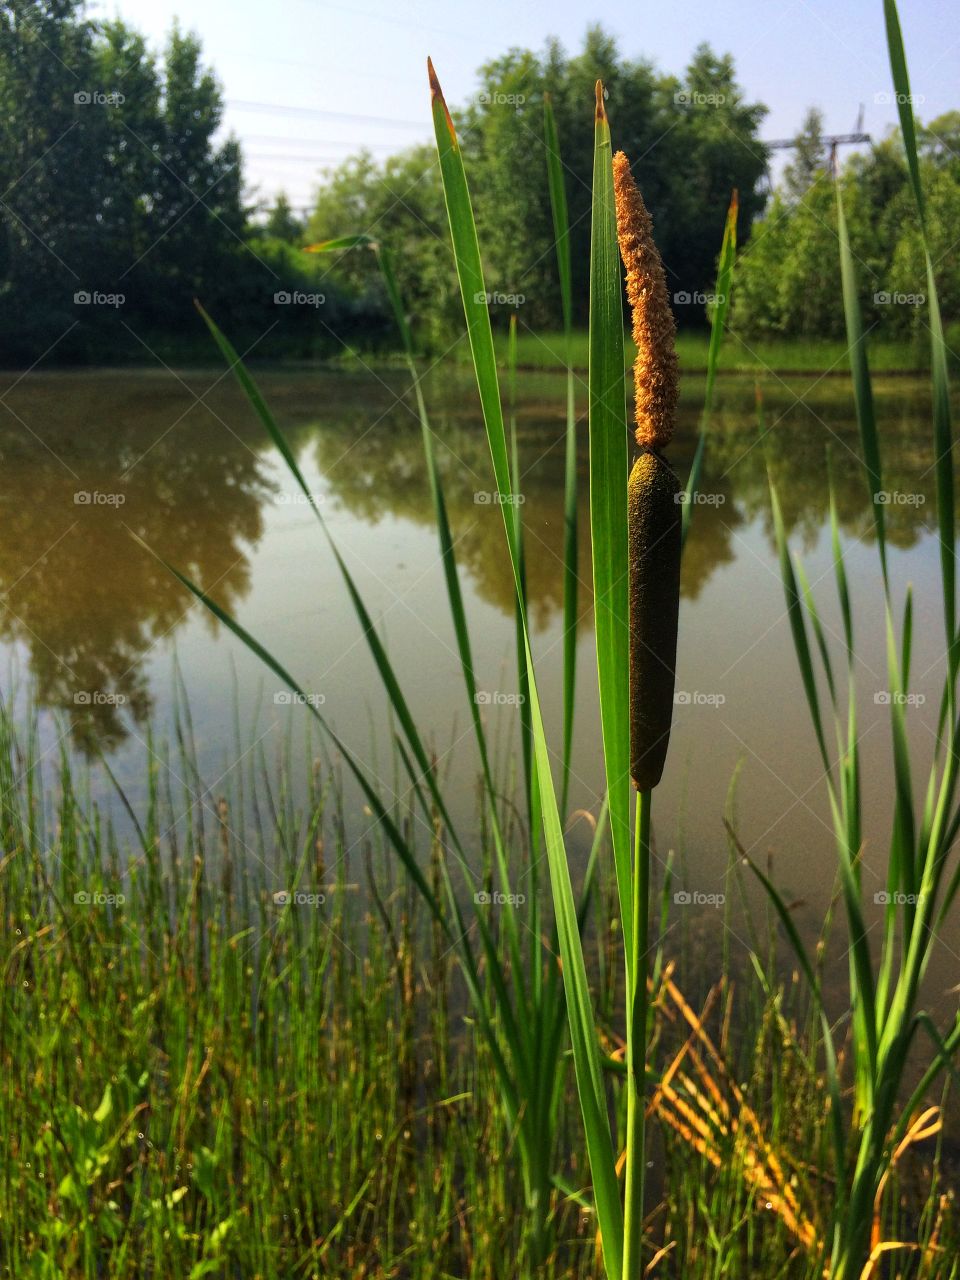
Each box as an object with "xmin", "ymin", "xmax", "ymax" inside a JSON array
[{"xmin": 735, "ymin": 116, "xmax": 960, "ymax": 342}]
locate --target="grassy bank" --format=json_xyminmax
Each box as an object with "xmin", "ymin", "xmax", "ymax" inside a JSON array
[
  {"xmin": 0, "ymin": 701, "xmax": 955, "ymax": 1279},
  {"xmin": 461, "ymin": 327, "xmax": 942, "ymax": 376}
]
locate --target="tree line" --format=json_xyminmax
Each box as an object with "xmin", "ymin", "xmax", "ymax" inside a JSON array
[{"xmin": 1, "ymin": 1, "xmax": 956, "ymax": 366}]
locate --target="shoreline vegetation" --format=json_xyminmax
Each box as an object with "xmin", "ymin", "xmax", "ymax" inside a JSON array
[
  {"xmin": 1, "ymin": 330, "xmax": 949, "ymax": 378},
  {"xmin": 1, "ymin": 696, "xmax": 957, "ymax": 1279}
]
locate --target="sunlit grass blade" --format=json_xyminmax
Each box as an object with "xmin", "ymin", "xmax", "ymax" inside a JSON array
[
  {"xmin": 835, "ymin": 179, "xmax": 887, "ymax": 578},
  {"xmin": 682, "ymin": 190, "xmax": 738, "ymax": 545},
  {"xmin": 884, "ymin": 0, "xmax": 955, "ymax": 647},
  {"xmin": 544, "ymin": 93, "xmax": 579, "ymax": 819}
]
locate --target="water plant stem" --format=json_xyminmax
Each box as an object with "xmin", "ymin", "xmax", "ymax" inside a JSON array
[{"xmin": 623, "ymin": 787, "xmax": 651, "ymax": 1276}]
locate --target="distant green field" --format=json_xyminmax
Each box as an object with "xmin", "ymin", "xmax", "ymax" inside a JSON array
[{"xmin": 468, "ymin": 327, "xmax": 934, "ymax": 375}]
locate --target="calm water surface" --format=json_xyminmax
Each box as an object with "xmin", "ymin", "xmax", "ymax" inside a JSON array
[{"xmin": 2, "ymin": 362, "xmax": 959, "ymax": 1002}]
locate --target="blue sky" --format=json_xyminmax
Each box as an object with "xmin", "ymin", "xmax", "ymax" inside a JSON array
[{"xmin": 88, "ymin": 0, "xmax": 958, "ymax": 212}]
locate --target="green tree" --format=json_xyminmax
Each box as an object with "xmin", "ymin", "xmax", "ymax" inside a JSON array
[
  {"xmin": 783, "ymin": 106, "xmax": 828, "ymax": 200},
  {"xmin": 263, "ymin": 192, "xmax": 304, "ymax": 244},
  {"xmin": 734, "ymin": 121, "xmax": 960, "ymax": 343},
  {"xmin": 306, "ymin": 27, "xmax": 769, "ymax": 341},
  {"xmin": 305, "ymin": 146, "xmax": 456, "ymax": 350}
]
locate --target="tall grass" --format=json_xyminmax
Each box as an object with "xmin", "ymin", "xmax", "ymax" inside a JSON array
[
  {"xmin": 10, "ymin": 687, "xmax": 956, "ymax": 1277},
  {"xmin": 750, "ymin": 4, "xmax": 960, "ymax": 1277}
]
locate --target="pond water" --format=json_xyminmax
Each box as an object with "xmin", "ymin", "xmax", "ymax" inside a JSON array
[{"xmin": 2, "ymin": 361, "xmax": 959, "ymax": 1008}]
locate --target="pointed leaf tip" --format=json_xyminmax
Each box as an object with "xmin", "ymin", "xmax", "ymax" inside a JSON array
[
  {"xmin": 427, "ymin": 57, "xmax": 457, "ymax": 146},
  {"xmin": 595, "ymin": 80, "xmax": 606, "ymax": 123}
]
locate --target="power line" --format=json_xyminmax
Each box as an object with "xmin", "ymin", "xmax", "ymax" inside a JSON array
[
  {"xmin": 226, "ymin": 100, "xmax": 426, "ymax": 129},
  {"xmin": 241, "ymin": 135, "xmax": 400, "ymax": 149}
]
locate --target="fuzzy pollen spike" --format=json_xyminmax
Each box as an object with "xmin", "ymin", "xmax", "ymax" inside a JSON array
[
  {"xmin": 612, "ymin": 151, "xmax": 679, "ymax": 452},
  {"xmin": 615, "ymin": 152, "xmax": 682, "ymax": 791}
]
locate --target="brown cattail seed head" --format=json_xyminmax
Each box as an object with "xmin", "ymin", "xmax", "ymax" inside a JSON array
[
  {"xmin": 613, "ymin": 151, "xmax": 679, "ymax": 451},
  {"xmin": 628, "ymin": 451, "xmax": 682, "ymax": 791}
]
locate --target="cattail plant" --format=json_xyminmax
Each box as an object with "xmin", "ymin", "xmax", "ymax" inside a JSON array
[
  {"xmin": 613, "ymin": 146, "xmax": 682, "ymax": 1275},
  {"xmin": 614, "ymin": 151, "xmax": 682, "ymax": 795}
]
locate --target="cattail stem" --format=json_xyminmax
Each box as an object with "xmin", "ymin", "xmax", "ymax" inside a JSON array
[{"xmin": 624, "ymin": 787, "xmax": 651, "ymax": 1277}]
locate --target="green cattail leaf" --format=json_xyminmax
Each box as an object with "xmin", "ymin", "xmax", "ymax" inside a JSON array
[
  {"xmin": 588, "ymin": 82, "xmax": 634, "ymax": 969},
  {"xmin": 544, "ymin": 94, "xmax": 579, "ymax": 818}
]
